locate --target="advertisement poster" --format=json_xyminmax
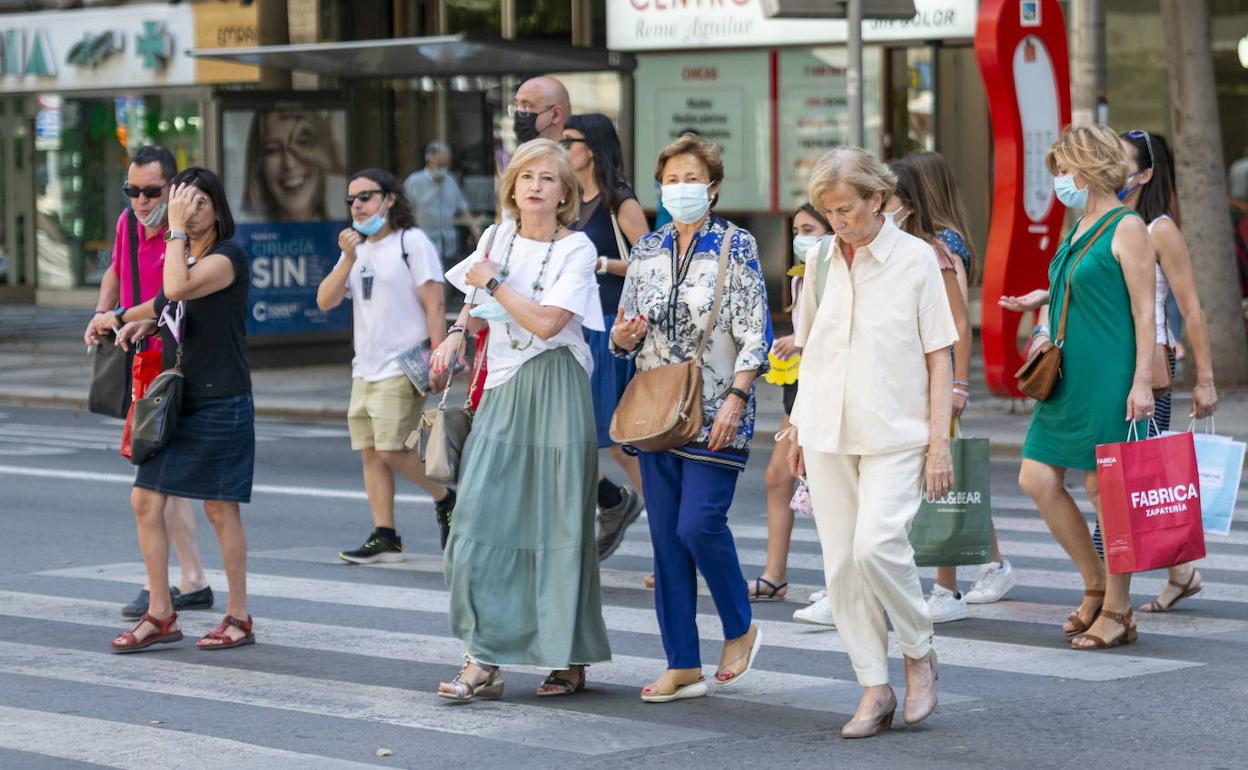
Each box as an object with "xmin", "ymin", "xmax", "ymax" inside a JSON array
[
  {"xmin": 221, "ymin": 106, "xmax": 350, "ymax": 336},
  {"xmin": 632, "ymin": 51, "xmax": 771, "ymax": 212}
]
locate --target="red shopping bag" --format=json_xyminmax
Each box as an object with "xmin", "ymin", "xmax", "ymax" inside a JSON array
[
  {"xmin": 1096, "ymin": 430, "xmax": 1206, "ymax": 574},
  {"xmin": 468, "ymin": 328, "xmax": 489, "ymax": 411},
  {"xmin": 120, "ymin": 349, "xmax": 165, "ymax": 459}
]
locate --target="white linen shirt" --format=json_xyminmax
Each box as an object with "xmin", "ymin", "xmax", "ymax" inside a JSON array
[
  {"xmin": 341, "ymin": 227, "xmax": 444, "ymax": 382},
  {"xmin": 445, "ymin": 222, "xmax": 603, "ymax": 389},
  {"xmin": 791, "ymin": 219, "xmax": 959, "ymax": 455}
]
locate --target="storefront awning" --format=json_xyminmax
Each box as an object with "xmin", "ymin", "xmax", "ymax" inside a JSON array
[{"xmin": 187, "ymin": 34, "xmax": 634, "ymax": 78}]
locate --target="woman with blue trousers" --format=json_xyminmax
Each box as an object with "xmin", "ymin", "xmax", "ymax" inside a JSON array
[{"xmin": 612, "ymin": 133, "xmax": 770, "ymax": 703}]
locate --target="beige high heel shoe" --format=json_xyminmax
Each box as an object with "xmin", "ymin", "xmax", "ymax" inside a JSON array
[
  {"xmin": 903, "ymin": 649, "xmax": 939, "ymax": 725},
  {"xmin": 841, "ymin": 687, "xmax": 897, "ymax": 739}
]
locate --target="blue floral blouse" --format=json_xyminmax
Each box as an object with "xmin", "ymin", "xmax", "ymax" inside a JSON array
[{"xmin": 613, "ymin": 215, "xmax": 770, "ymax": 470}]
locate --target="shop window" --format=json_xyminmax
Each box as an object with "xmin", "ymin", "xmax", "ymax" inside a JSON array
[
  {"xmin": 447, "ymin": 0, "xmax": 502, "ymax": 36},
  {"xmin": 516, "ymin": 0, "xmax": 573, "ymax": 43},
  {"xmin": 35, "ymin": 95, "xmax": 202, "ymax": 289}
]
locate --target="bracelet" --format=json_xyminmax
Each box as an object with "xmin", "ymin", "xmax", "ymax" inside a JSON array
[
  {"xmin": 952, "ymin": 380, "xmax": 969, "ymax": 387},
  {"xmin": 726, "ymin": 386, "xmax": 750, "ymax": 404},
  {"xmin": 596, "ymin": 257, "xmax": 608, "ymax": 274},
  {"xmin": 447, "ymin": 325, "xmax": 466, "ymax": 336},
  {"xmin": 1031, "ymin": 325, "xmax": 1050, "ymax": 337}
]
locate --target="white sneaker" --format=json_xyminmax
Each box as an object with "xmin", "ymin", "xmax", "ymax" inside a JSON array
[
  {"xmin": 963, "ymin": 560, "xmax": 1016, "ymax": 604},
  {"xmin": 925, "ymin": 584, "xmax": 968, "ymax": 623},
  {"xmin": 793, "ymin": 596, "xmax": 836, "ymax": 627},
  {"xmin": 806, "ymin": 589, "xmax": 827, "ymax": 604}
]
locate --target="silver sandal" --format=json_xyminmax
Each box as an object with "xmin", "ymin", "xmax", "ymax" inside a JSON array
[{"xmin": 437, "ymin": 658, "xmax": 504, "ymax": 702}]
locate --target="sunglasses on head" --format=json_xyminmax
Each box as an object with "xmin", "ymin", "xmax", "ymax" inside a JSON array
[
  {"xmin": 345, "ymin": 189, "xmax": 385, "ymax": 206},
  {"xmin": 122, "ymin": 183, "xmax": 164, "ymax": 199},
  {"xmin": 1126, "ymin": 129, "xmax": 1154, "ymax": 170}
]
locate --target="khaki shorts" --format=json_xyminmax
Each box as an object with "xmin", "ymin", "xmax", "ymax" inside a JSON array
[{"xmin": 347, "ymin": 375, "xmax": 425, "ymax": 451}]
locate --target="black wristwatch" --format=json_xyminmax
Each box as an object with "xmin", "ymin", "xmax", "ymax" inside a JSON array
[
  {"xmin": 726, "ymin": 387, "xmax": 750, "ymax": 404},
  {"xmin": 485, "ymin": 277, "xmax": 502, "ymax": 296}
]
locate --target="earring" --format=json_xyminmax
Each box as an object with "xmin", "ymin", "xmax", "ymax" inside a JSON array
[{"xmin": 560, "ymin": 199, "xmax": 565, "ymax": 204}]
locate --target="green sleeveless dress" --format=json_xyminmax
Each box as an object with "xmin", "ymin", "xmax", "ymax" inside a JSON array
[{"xmin": 1023, "ymin": 208, "xmax": 1146, "ymax": 471}]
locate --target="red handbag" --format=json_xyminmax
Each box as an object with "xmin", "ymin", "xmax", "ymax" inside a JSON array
[
  {"xmin": 120, "ymin": 347, "xmax": 165, "ymax": 459},
  {"xmin": 1096, "ymin": 429, "xmax": 1207, "ymax": 574}
]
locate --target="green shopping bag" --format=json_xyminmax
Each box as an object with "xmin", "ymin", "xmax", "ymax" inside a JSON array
[{"xmin": 909, "ymin": 436, "xmax": 993, "ymax": 566}]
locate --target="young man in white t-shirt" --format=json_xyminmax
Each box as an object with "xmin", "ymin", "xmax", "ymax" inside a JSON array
[{"xmin": 317, "ymin": 169, "xmax": 457, "ymax": 560}]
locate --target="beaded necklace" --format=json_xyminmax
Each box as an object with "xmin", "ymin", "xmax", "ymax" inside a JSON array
[{"xmin": 498, "ymin": 223, "xmax": 560, "ymax": 350}]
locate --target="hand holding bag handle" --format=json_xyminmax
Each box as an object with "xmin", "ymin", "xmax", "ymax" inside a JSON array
[
  {"xmin": 1015, "ymin": 209, "xmax": 1128, "ymax": 400},
  {"xmin": 609, "ymin": 225, "xmax": 738, "ymax": 451}
]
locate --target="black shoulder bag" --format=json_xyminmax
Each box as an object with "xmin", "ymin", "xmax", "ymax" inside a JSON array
[
  {"xmin": 130, "ymin": 302, "xmax": 185, "ymax": 465},
  {"xmin": 88, "ymin": 211, "xmax": 142, "ymax": 417}
]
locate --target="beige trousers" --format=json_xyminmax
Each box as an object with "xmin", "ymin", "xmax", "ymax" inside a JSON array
[{"xmin": 803, "ymin": 445, "xmax": 934, "ymax": 686}]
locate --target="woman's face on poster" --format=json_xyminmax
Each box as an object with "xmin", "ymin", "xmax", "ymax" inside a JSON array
[{"xmin": 260, "ymin": 113, "xmax": 326, "ymax": 220}]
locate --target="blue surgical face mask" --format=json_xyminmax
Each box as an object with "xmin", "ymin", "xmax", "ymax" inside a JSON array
[
  {"xmin": 1117, "ymin": 172, "xmax": 1144, "ymax": 202},
  {"xmin": 1054, "ymin": 174, "xmax": 1089, "ymax": 209},
  {"xmin": 792, "ymin": 234, "xmax": 821, "ymax": 263},
  {"xmin": 353, "ymin": 212, "xmax": 386, "ymax": 237},
  {"xmin": 468, "ymin": 298, "xmax": 512, "ymax": 323},
  {"xmin": 661, "ymin": 183, "xmax": 712, "ymax": 224}
]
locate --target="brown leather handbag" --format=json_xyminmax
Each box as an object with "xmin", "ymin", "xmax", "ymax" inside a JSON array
[
  {"xmin": 610, "ymin": 226, "xmax": 737, "ymax": 452},
  {"xmin": 1015, "ymin": 211, "xmax": 1125, "ymax": 400}
]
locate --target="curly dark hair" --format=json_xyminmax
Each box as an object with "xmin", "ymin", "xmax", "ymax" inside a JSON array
[{"xmin": 349, "ymin": 168, "xmax": 416, "ymax": 231}]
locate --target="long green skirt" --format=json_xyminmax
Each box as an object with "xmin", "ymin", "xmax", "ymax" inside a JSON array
[{"xmin": 444, "ymin": 346, "xmax": 612, "ymax": 667}]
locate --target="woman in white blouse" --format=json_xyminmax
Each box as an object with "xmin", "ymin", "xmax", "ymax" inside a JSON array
[
  {"xmin": 428, "ymin": 138, "xmax": 611, "ymax": 701},
  {"xmin": 788, "ymin": 147, "xmax": 957, "ymax": 738}
]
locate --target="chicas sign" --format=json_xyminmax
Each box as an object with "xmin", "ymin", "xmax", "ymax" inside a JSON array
[{"xmin": 975, "ymin": 0, "xmax": 1070, "ymax": 397}]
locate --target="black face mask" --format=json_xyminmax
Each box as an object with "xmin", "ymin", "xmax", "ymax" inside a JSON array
[{"xmin": 513, "ymin": 107, "xmax": 550, "ymax": 144}]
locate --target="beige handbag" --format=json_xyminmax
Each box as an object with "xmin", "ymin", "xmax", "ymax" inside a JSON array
[
  {"xmin": 408, "ymin": 333, "xmax": 488, "ymax": 484},
  {"xmin": 609, "ymin": 210, "xmax": 630, "ymax": 261},
  {"xmin": 609, "ymin": 226, "xmax": 737, "ymax": 452}
]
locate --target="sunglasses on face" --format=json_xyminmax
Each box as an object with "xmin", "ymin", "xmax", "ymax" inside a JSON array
[
  {"xmin": 559, "ymin": 137, "xmax": 587, "ymax": 149},
  {"xmin": 122, "ymin": 184, "xmax": 165, "ymax": 199},
  {"xmin": 345, "ymin": 189, "xmax": 385, "ymax": 206}
]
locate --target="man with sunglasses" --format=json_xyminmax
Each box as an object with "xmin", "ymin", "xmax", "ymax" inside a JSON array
[{"xmin": 84, "ymin": 145, "xmax": 214, "ymax": 619}]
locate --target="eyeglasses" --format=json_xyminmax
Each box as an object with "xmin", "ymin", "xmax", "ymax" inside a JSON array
[
  {"xmin": 507, "ymin": 103, "xmax": 554, "ymax": 118},
  {"xmin": 558, "ymin": 137, "xmax": 586, "ymax": 149},
  {"xmin": 1125, "ymin": 129, "xmax": 1154, "ymax": 170},
  {"xmin": 344, "ymin": 189, "xmax": 385, "ymax": 206},
  {"xmin": 122, "ymin": 183, "xmax": 165, "ymax": 199}
]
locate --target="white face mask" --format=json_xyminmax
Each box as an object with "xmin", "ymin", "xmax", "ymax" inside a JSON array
[
  {"xmin": 792, "ymin": 234, "xmax": 821, "ymax": 263},
  {"xmin": 661, "ymin": 182, "xmax": 712, "ymax": 224},
  {"xmin": 428, "ymin": 166, "xmax": 447, "ymax": 181},
  {"xmin": 140, "ymin": 202, "xmax": 168, "ymax": 229},
  {"xmin": 882, "ymin": 207, "xmax": 908, "ymax": 229}
]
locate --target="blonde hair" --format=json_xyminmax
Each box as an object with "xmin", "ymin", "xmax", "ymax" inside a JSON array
[
  {"xmin": 500, "ymin": 138, "xmax": 580, "ymax": 227},
  {"xmin": 654, "ymin": 134, "xmax": 725, "ymax": 185},
  {"xmin": 1044, "ymin": 124, "xmax": 1131, "ymax": 196},
  {"xmin": 807, "ymin": 146, "xmax": 896, "ymax": 208}
]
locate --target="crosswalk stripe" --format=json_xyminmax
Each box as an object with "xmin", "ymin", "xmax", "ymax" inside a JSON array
[
  {"xmin": 40, "ymin": 563, "xmax": 1203, "ymax": 682},
  {"xmin": 248, "ymin": 549, "xmax": 1248, "ymax": 639},
  {"xmin": 0, "ymin": 705, "xmax": 385, "ymax": 770},
  {"xmin": 0, "ymin": 590, "xmax": 977, "ymax": 716},
  {"xmin": 0, "ymin": 641, "xmax": 721, "ymax": 756},
  {"xmin": 0, "ymin": 464, "xmax": 432, "ymax": 504}
]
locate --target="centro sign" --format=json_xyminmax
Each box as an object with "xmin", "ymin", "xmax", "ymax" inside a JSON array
[{"xmin": 608, "ymin": 0, "xmax": 977, "ymax": 51}]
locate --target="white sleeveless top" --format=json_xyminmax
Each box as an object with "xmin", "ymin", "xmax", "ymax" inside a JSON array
[{"xmin": 1150, "ymin": 215, "xmax": 1175, "ymax": 345}]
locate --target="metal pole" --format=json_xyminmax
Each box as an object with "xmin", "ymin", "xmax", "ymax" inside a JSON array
[{"xmin": 847, "ymin": 0, "xmax": 863, "ymax": 146}]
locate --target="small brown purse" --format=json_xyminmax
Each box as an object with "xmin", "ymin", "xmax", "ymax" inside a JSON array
[
  {"xmin": 610, "ymin": 226, "xmax": 737, "ymax": 452},
  {"xmin": 1015, "ymin": 211, "xmax": 1124, "ymax": 400}
]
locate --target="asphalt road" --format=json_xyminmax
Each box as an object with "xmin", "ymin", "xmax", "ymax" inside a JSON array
[{"xmin": 1, "ymin": 405, "xmax": 1246, "ymax": 770}]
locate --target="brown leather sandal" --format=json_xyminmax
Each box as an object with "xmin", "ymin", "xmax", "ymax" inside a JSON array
[
  {"xmin": 196, "ymin": 615, "xmax": 255, "ymax": 650},
  {"xmin": 1071, "ymin": 608, "xmax": 1138, "ymax": 650},
  {"xmin": 1064, "ymin": 589, "xmax": 1106, "ymax": 638},
  {"xmin": 111, "ymin": 612, "xmax": 182, "ymax": 654},
  {"xmin": 1139, "ymin": 569, "xmax": 1202, "ymax": 613},
  {"xmin": 536, "ymin": 665, "xmax": 586, "ymax": 697}
]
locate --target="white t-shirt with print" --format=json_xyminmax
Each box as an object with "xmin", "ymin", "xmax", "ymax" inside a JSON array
[
  {"xmin": 445, "ymin": 221, "xmax": 603, "ymax": 389},
  {"xmin": 341, "ymin": 227, "xmax": 444, "ymax": 382}
]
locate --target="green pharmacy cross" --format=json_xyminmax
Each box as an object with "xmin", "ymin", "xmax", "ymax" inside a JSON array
[{"xmin": 135, "ymin": 21, "xmax": 172, "ymax": 71}]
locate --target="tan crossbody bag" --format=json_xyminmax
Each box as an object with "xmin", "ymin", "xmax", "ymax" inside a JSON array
[{"xmin": 609, "ymin": 225, "xmax": 737, "ymax": 452}]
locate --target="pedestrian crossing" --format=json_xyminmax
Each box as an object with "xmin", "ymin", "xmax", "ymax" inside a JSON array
[
  {"xmin": 0, "ymin": 417, "xmax": 348, "ymax": 456},
  {"xmin": 3, "ymin": 506, "xmax": 1246, "ymax": 767}
]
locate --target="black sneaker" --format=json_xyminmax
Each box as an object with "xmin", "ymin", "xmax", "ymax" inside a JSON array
[
  {"xmin": 121, "ymin": 586, "xmax": 179, "ymax": 619},
  {"xmin": 435, "ymin": 489, "xmax": 457, "ymax": 551},
  {"xmin": 339, "ymin": 530, "xmax": 404, "ymax": 564},
  {"xmin": 174, "ymin": 585, "xmax": 214, "ymax": 611},
  {"xmin": 597, "ymin": 486, "xmax": 645, "ymax": 561}
]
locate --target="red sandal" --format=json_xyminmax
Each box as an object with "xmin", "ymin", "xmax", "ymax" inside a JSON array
[
  {"xmin": 111, "ymin": 612, "xmax": 182, "ymax": 654},
  {"xmin": 196, "ymin": 615, "xmax": 255, "ymax": 650}
]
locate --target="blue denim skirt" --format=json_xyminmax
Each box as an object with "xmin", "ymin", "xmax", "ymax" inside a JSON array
[
  {"xmin": 134, "ymin": 391, "xmax": 256, "ymax": 503},
  {"xmin": 583, "ymin": 314, "xmax": 635, "ymax": 448}
]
